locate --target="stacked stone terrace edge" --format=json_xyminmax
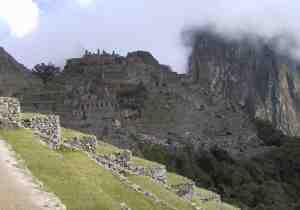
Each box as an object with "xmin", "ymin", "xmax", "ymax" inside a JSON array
[
  {"xmin": 0, "ymin": 97, "xmax": 21, "ymax": 128},
  {"xmin": 21, "ymin": 114, "xmax": 61, "ymax": 149}
]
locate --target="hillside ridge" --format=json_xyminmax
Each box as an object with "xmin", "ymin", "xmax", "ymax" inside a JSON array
[{"xmin": 0, "ymin": 96, "xmax": 239, "ymax": 210}]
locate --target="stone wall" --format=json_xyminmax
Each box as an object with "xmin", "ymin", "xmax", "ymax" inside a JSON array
[
  {"xmin": 88, "ymin": 149, "xmax": 168, "ymax": 183},
  {"xmin": 63, "ymin": 135, "xmax": 97, "ymax": 153},
  {"xmin": 22, "ymin": 115, "xmax": 61, "ymax": 149},
  {"xmin": 172, "ymin": 182, "xmax": 195, "ymax": 200},
  {"xmin": 0, "ymin": 97, "xmax": 21, "ymax": 128},
  {"xmin": 146, "ymin": 166, "xmax": 167, "ymax": 183}
]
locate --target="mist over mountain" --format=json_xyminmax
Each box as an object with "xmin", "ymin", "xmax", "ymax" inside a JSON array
[{"xmin": 1, "ymin": 0, "xmax": 300, "ymax": 73}]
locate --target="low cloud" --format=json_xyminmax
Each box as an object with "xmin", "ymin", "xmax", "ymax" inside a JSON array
[
  {"xmin": 77, "ymin": 0, "xmax": 96, "ymax": 7},
  {"xmin": 1, "ymin": 0, "xmax": 300, "ymax": 73}
]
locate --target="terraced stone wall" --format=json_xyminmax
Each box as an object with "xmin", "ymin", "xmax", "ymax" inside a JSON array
[
  {"xmin": 22, "ymin": 114, "xmax": 61, "ymax": 149},
  {"xmin": 64, "ymin": 135, "xmax": 97, "ymax": 153},
  {"xmin": 0, "ymin": 97, "xmax": 21, "ymax": 128}
]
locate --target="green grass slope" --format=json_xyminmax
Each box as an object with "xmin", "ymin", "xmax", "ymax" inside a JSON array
[
  {"xmin": 0, "ymin": 129, "xmax": 172, "ymax": 210},
  {"xmin": 0, "ymin": 128, "xmax": 239, "ymax": 210}
]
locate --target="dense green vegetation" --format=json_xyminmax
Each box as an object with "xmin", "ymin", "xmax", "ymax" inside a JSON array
[
  {"xmin": 136, "ymin": 121, "xmax": 300, "ymax": 210},
  {"xmin": 32, "ymin": 63, "xmax": 60, "ymax": 85}
]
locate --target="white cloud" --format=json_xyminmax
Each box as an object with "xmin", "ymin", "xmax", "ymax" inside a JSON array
[
  {"xmin": 77, "ymin": 0, "xmax": 95, "ymax": 7},
  {"xmin": 2, "ymin": 0, "xmax": 300, "ymax": 73},
  {"xmin": 0, "ymin": 0, "xmax": 39, "ymax": 38}
]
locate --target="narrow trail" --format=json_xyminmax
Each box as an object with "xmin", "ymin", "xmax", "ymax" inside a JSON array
[{"xmin": 0, "ymin": 140, "xmax": 65, "ymax": 210}]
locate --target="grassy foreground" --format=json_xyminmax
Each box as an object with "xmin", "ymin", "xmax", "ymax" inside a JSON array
[
  {"xmin": 0, "ymin": 128, "xmax": 174, "ymax": 210},
  {"xmin": 0, "ymin": 127, "xmax": 240, "ymax": 210}
]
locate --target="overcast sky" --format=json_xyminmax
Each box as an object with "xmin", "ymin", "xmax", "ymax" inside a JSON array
[{"xmin": 0, "ymin": 0, "xmax": 300, "ymax": 73}]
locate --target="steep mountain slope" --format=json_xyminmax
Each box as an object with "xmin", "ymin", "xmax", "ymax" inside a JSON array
[
  {"xmin": 20, "ymin": 50, "xmax": 263, "ymax": 158},
  {"xmin": 0, "ymin": 47, "xmax": 42, "ymax": 97},
  {"xmin": 188, "ymin": 31, "xmax": 300, "ymax": 136}
]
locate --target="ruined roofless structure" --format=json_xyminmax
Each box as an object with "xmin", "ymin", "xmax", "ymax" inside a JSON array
[
  {"xmin": 66, "ymin": 49, "xmax": 127, "ymax": 68},
  {"xmin": 65, "ymin": 49, "xmax": 162, "ymax": 69}
]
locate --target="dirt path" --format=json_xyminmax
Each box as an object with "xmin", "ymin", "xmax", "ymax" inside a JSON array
[{"xmin": 0, "ymin": 140, "xmax": 66, "ymax": 210}]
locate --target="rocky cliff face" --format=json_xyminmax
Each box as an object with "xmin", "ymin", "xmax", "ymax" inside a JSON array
[{"xmin": 188, "ymin": 31, "xmax": 300, "ymax": 136}]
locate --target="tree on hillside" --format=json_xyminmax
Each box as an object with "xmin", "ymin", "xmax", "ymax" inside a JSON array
[{"xmin": 32, "ymin": 63, "xmax": 60, "ymax": 85}]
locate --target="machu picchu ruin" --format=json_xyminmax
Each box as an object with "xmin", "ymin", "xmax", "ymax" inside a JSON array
[
  {"xmin": 1, "ymin": 36, "xmax": 300, "ymax": 209},
  {"xmin": 1, "ymin": 2, "xmax": 300, "ymax": 210}
]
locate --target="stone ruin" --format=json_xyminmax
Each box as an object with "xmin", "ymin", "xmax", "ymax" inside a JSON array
[
  {"xmin": 0, "ymin": 97, "xmax": 62, "ymax": 149},
  {"xmin": 172, "ymin": 182, "xmax": 195, "ymax": 200},
  {"xmin": 0, "ymin": 98, "xmax": 170, "ymax": 186},
  {"xmin": 63, "ymin": 135, "xmax": 97, "ymax": 153},
  {"xmin": 0, "ymin": 97, "xmax": 21, "ymax": 128},
  {"xmin": 115, "ymin": 150, "xmax": 132, "ymax": 166},
  {"xmin": 21, "ymin": 114, "xmax": 62, "ymax": 149},
  {"xmin": 146, "ymin": 166, "xmax": 167, "ymax": 183},
  {"xmin": 66, "ymin": 49, "xmax": 126, "ymax": 68},
  {"xmin": 89, "ymin": 149, "xmax": 169, "ymax": 183}
]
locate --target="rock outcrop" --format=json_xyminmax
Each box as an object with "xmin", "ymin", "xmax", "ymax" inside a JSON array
[{"xmin": 188, "ymin": 31, "xmax": 300, "ymax": 136}]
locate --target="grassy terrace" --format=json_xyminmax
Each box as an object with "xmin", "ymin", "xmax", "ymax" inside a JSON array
[
  {"xmin": 220, "ymin": 203, "xmax": 241, "ymax": 210},
  {"xmin": 192, "ymin": 187, "xmax": 220, "ymax": 210},
  {"xmin": 96, "ymin": 141, "xmax": 122, "ymax": 156},
  {"xmin": 21, "ymin": 112, "xmax": 47, "ymax": 119},
  {"xmin": 0, "ymin": 127, "xmax": 240, "ymax": 210},
  {"xmin": 167, "ymin": 172, "xmax": 191, "ymax": 186},
  {"xmin": 58, "ymin": 128, "xmax": 240, "ymax": 210},
  {"xmin": 0, "ymin": 128, "xmax": 174, "ymax": 210},
  {"xmin": 61, "ymin": 127, "xmax": 164, "ymax": 170},
  {"xmin": 127, "ymin": 175, "xmax": 195, "ymax": 210},
  {"xmin": 61, "ymin": 127, "xmax": 93, "ymax": 142}
]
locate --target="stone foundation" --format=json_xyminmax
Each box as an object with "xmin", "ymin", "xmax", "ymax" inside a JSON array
[{"xmin": 0, "ymin": 97, "xmax": 21, "ymax": 128}]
